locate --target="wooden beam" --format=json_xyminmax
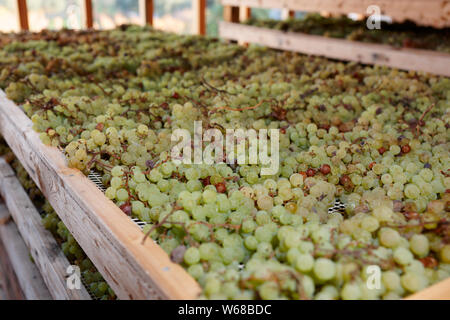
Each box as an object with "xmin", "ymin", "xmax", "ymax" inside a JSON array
[
  {"xmin": 223, "ymin": 5, "xmax": 240, "ymax": 23},
  {"xmin": 16, "ymin": 0, "xmax": 29, "ymax": 31},
  {"xmin": 220, "ymin": 0, "xmax": 450, "ymax": 28},
  {"xmin": 406, "ymin": 278, "xmax": 450, "ymax": 300},
  {"xmin": 240, "ymin": 6, "xmax": 251, "ymax": 22},
  {"xmin": 0, "ymin": 91, "xmax": 201, "ymax": 300},
  {"xmin": 139, "ymin": 0, "xmax": 153, "ymax": 26},
  {"xmin": 0, "ymin": 158, "xmax": 91, "ymax": 300},
  {"xmin": 193, "ymin": 0, "xmax": 206, "ymax": 35},
  {"xmin": 0, "ymin": 202, "xmax": 52, "ymax": 300},
  {"xmin": 281, "ymin": 9, "xmax": 295, "ymax": 20},
  {"xmin": 83, "ymin": 0, "xmax": 94, "ymax": 29},
  {"xmin": 0, "ymin": 234, "xmax": 24, "ymax": 300},
  {"xmin": 219, "ymin": 21, "xmax": 450, "ymax": 77}
]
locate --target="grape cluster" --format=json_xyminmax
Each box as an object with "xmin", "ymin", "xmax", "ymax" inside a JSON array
[
  {"xmin": 244, "ymin": 14, "xmax": 450, "ymax": 53},
  {"xmin": 0, "ymin": 26, "xmax": 448, "ymax": 300}
]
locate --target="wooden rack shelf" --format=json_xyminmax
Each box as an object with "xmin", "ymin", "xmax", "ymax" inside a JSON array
[
  {"xmin": 0, "ymin": 201, "xmax": 52, "ymax": 300},
  {"xmin": 0, "ymin": 91, "xmax": 201, "ymax": 300},
  {"xmin": 219, "ymin": 21, "xmax": 450, "ymax": 77},
  {"xmin": 221, "ymin": 0, "xmax": 450, "ymax": 28},
  {"xmin": 0, "ymin": 157, "xmax": 91, "ymax": 300}
]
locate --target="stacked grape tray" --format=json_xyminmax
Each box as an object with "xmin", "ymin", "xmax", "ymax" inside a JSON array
[
  {"xmin": 218, "ymin": 21, "xmax": 450, "ymax": 77},
  {"xmin": 221, "ymin": 0, "xmax": 450, "ymax": 28},
  {"xmin": 1, "ymin": 90, "xmax": 450, "ymax": 300}
]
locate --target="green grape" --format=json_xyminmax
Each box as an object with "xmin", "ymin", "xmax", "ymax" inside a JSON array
[
  {"xmin": 314, "ymin": 258, "xmax": 336, "ymax": 282},
  {"xmin": 2, "ymin": 24, "xmax": 448, "ymax": 301}
]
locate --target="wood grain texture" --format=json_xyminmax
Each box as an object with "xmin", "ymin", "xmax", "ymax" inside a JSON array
[
  {"xmin": 0, "ymin": 202, "xmax": 52, "ymax": 300},
  {"xmin": 0, "ymin": 158, "xmax": 91, "ymax": 300},
  {"xmin": 0, "ymin": 91, "xmax": 201, "ymax": 300},
  {"xmin": 220, "ymin": 0, "xmax": 450, "ymax": 28},
  {"xmin": 0, "ymin": 234, "xmax": 25, "ymax": 300},
  {"xmin": 219, "ymin": 22, "xmax": 450, "ymax": 77}
]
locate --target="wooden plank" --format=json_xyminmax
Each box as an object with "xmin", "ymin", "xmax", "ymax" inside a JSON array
[
  {"xmin": 0, "ymin": 158, "xmax": 91, "ymax": 300},
  {"xmin": 220, "ymin": 0, "xmax": 450, "ymax": 28},
  {"xmin": 83, "ymin": 0, "xmax": 94, "ymax": 29},
  {"xmin": 193, "ymin": 0, "xmax": 207, "ymax": 35},
  {"xmin": 281, "ymin": 9, "xmax": 295, "ymax": 20},
  {"xmin": 219, "ymin": 21, "xmax": 450, "ymax": 77},
  {"xmin": 240, "ymin": 6, "xmax": 251, "ymax": 21},
  {"xmin": 0, "ymin": 202, "xmax": 52, "ymax": 300},
  {"xmin": 16, "ymin": 0, "xmax": 29, "ymax": 31},
  {"xmin": 139, "ymin": 0, "xmax": 153, "ymax": 26},
  {"xmin": 224, "ymin": 5, "xmax": 240, "ymax": 23},
  {"xmin": 0, "ymin": 234, "xmax": 24, "ymax": 300},
  {"xmin": 0, "ymin": 91, "xmax": 201, "ymax": 300},
  {"xmin": 406, "ymin": 278, "xmax": 450, "ymax": 300}
]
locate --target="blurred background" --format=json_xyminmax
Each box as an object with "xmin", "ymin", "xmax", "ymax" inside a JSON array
[{"xmin": 0, "ymin": 0, "xmax": 302, "ymax": 35}]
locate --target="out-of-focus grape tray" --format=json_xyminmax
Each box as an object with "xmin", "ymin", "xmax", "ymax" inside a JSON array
[
  {"xmin": 221, "ymin": 0, "xmax": 450, "ymax": 28},
  {"xmin": 219, "ymin": 22, "xmax": 450, "ymax": 77}
]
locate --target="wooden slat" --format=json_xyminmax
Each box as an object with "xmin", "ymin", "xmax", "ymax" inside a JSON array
[
  {"xmin": 220, "ymin": 0, "xmax": 450, "ymax": 28},
  {"xmin": 83, "ymin": 0, "xmax": 94, "ymax": 29},
  {"xmin": 139, "ymin": 0, "xmax": 153, "ymax": 26},
  {"xmin": 219, "ymin": 21, "xmax": 450, "ymax": 77},
  {"xmin": 281, "ymin": 9, "xmax": 295, "ymax": 20},
  {"xmin": 0, "ymin": 234, "xmax": 24, "ymax": 300},
  {"xmin": 406, "ymin": 278, "xmax": 450, "ymax": 300},
  {"xmin": 193, "ymin": 0, "xmax": 206, "ymax": 35},
  {"xmin": 16, "ymin": 0, "xmax": 29, "ymax": 31},
  {"xmin": 240, "ymin": 6, "xmax": 251, "ymax": 21},
  {"xmin": 224, "ymin": 5, "xmax": 240, "ymax": 23},
  {"xmin": 0, "ymin": 158, "xmax": 91, "ymax": 300},
  {"xmin": 0, "ymin": 202, "xmax": 52, "ymax": 300},
  {"xmin": 0, "ymin": 91, "xmax": 201, "ymax": 300}
]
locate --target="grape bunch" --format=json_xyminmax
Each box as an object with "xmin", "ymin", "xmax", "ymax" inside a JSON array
[{"xmin": 0, "ymin": 25, "xmax": 448, "ymax": 300}]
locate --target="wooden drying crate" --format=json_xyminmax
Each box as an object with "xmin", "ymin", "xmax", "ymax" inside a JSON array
[
  {"xmin": 0, "ymin": 157, "xmax": 91, "ymax": 300},
  {"xmin": 219, "ymin": 21, "xmax": 450, "ymax": 77},
  {"xmin": 221, "ymin": 0, "xmax": 450, "ymax": 28},
  {"xmin": 0, "ymin": 90, "xmax": 201, "ymax": 300},
  {"xmin": 0, "ymin": 90, "xmax": 449, "ymax": 300}
]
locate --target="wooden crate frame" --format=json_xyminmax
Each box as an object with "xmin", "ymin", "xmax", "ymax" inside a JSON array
[
  {"xmin": 0, "ymin": 215, "xmax": 26, "ymax": 300},
  {"xmin": 0, "ymin": 91, "xmax": 201, "ymax": 300},
  {"xmin": 0, "ymin": 90, "xmax": 449, "ymax": 299},
  {"xmin": 219, "ymin": 21, "xmax": 450, "ymax": 77},
  {"xmin": 0, "ymin": 201, "xmax": 52, "ymax": 299},
  {"xmin": 221, "ymin": 0, "xmax": 450, "ymax": 28},
  {"xmin": 0, "ymin": 157, "xmax": 91, "ymax": 300}
]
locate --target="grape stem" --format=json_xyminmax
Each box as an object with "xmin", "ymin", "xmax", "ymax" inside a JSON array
[{"xmin": 415, "ymin": 103, "xmax": 435, "ymax": 136}]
